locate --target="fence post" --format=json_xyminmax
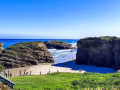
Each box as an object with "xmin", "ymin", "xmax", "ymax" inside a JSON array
[
  {"xmin": 57, "ymin": 70, "xmax": 58, "ymax": 72},
  {"xmin": 49, "ymin": 70, "xmax": 50, "ymax": 74},
  {"xmin": 20, "ymin": 70, "xmax": 21, "ymax": 76},
  {"xmin": 8, "ymin": 70, "xmax": 9, "ymax": 77},
  {"xmin": 40, "ymin": 71, "xmax": 41, "ymax": 75},
  {"xmin": 30, "ymin": 71, "xmax": 31, "ymax": 75}
]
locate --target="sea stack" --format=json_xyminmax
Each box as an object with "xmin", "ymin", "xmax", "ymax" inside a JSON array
[
  {"xmin": 0, "ymin": 42, "xmax": 3, "ymax": 53},
  {"xmin": 76, "ymin": 36, "xmax": 120, "ymax": 71},
  {"xmin": 44, "ymin": 40, "xmax": 77, "ymax": 49},
  {"xmin": 0, "ymin": 41, "xmax": 54, "ymax": 68}
]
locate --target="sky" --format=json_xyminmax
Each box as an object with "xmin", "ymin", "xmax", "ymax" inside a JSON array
[{"xmin": 0, "ymin": 0, "xmax": 120, "ymax": 39}]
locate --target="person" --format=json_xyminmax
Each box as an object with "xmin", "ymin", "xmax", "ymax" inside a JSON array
[
  {"xmin": 4, "ymin": 68, "xmax": 7, "ymax": 77},
  {"xmin": 26, "ymin": 72, "xmax": 28, "ymax": 75},
  {"xmin": 63, "ymin": 56, "xmax": 65, "ymax": 60},
  {"xmin": 24, "ymin": 69, "xmax": 26, "ymax": 74},
  {"xmin": 79, "ymin": 69, "xmax": 82, "ymax": 73},
  {"xmin": 10, "ymin": 72, "xmax": 12, "ymax": 77}
]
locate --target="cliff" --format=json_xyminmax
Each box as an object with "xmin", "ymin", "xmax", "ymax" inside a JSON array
[
  {"xmin": 76, "ymin": 36, "xmax": 120, "ymax": 71},
  {"xmin": 0, "ymin": 42, "xmax": 3, "ymax": 53},
  {"xmin": 0, "ymin": 41, "xmax": 54, "ymax": 68},
  {"xmin": 44, "ymin": 40, "xmax": 76, "ymax": 49}
]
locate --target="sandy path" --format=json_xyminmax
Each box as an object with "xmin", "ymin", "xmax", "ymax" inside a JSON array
[{"xmin": 7, "ymin": 58, "xmax": 85, "ymax": 77}]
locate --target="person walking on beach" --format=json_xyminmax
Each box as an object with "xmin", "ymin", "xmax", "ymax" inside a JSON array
[
  {"xmin": 10, "ymin": 72, "xmax": 12, "ymax": 77},
  {"xmin": 26, "ymin": 72, "xmax": 28, "ymax": 75},
  {"xmin": 4, "ymin": 68, "xmax": 7, "ymax": 77},
  {"xmin": 79, "ymin": 69, "xmax": 82, "ymax": 73},
  {"xmin": 63, "ymin": 56, "xmax": 65, "ymax": 60},
  {"xmin": 24, "ymin": 69, "xmax": 26, "ymax": 74}
]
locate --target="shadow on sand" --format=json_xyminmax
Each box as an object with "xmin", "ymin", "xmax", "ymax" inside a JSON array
[{"xmin": 52, "ymin": 60, "xmax": 115, "ymax": 74}]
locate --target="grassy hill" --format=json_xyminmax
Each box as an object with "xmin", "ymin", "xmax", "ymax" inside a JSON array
[{"xmin": 9, "ymin": 72, "xmax": 120, "ymax": 90}]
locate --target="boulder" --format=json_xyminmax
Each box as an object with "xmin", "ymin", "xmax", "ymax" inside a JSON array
[
  {"xmin": 44, "ymin": 40, "xmax": 77, "ymax": 49},
  {"xmin": 0, "ymin": 41, "xmax": 54, "ymax": 68},
  {"xmin": 76, "ymin": 36, "xmax": 120, "ymax": 71}
]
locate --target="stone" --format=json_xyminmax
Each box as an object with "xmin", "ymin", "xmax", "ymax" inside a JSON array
[
  {"xmin": 76, "ymin": 36, "xmax": 120, "ymax": 71},
  {"xmin": 44, "ymin": 40, "xmax": 77, "ymax": 49},
  {"xmin": 0, "ymin": 43, "xmax": 3, "ymax": 53},
  {"xmin": 0, "ymin": 41, "xmax": 54, "ymax": 68}
]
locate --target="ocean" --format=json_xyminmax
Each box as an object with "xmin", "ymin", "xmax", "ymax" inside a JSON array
[{"xmin": 0, "ymin": 39, "xmax": 78, "ymax": 64}]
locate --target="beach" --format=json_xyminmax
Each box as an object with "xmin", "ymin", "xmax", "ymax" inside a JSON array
[
  {"xmin": 7, "ymin": 58, "xmax": 85, "ymax": 77},
  {"xmin": 6, "ymin": 57, "xmax": 116, "ymax": 77}
]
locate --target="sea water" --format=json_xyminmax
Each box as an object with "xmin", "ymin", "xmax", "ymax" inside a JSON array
[{"xmin": 0, "ymin": 39, "xmax": 78, "ymax": 64}]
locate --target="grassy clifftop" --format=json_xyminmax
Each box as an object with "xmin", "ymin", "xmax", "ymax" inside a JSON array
[
  {"xmin": 9, "ymin": 72, "xmax": 120, "ymax": 90},
  {"xmin": 52, "ymin": 40, "xmax": 64, "ymax": 44},
  {"xmin": 82, "ymin": 36, "xmax": 120, "ymax": 41}
]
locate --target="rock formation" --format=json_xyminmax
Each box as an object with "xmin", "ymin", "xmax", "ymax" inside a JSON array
[
  {"xmin": 0, "ymin": 43, "xmax": 3, "ymax": 53},
  {"xmin": 44, "ymin": 40, "xmax": 76, "ymax": 49},
  {"xmin": 76, "ymin": 36, "xmax": 120, "ymax": 71},
  {"xmin": 0, "ymin": 41, "xmax": 54, "ymax": 68}
]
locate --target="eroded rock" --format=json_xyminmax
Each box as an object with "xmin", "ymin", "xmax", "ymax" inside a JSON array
[
  {"xmin": 0, "ymin": 41, "xmax": 54, "ymax": 68},
  {"xmin": 76, "ymin": 36, "xmax": 120, "ymax": 71}
]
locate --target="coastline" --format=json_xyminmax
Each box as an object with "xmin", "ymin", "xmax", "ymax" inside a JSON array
[{"xmin": 7, "ymin": 57, "xmax": 86, "ymax": 77}]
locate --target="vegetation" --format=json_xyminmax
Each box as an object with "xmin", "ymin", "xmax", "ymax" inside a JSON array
[
  {"xmin": 9, "ymin": 72, "xmax": 120, "ymax": 90},
  {"xmin": 0, "ymin": 65, "xmax": 4, "ymax": 72},
  {"xmin": 7, "ymin": 41, "xmax": 39, "ymax": 51},
  {"xmin": 52, "ymin": 40, "xmax": 64, "ymax": 44},
  {"xmin": 0, "ymin": 42, "xmax": 2, "ymax": 45},
  {"xmin": 82, "ymin": 36, "xmax": 120, "ymax": 41}
]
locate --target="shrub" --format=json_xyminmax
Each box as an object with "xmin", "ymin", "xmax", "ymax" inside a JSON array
[
  {"xmin": 0, "ymin": 65, "xmax": 4, "ymax": 72},
  {"xmin": 72, "ymin": 80, "xmax": 79, "ymax": 86}
]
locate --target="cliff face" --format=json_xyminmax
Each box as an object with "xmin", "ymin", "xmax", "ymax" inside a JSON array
[
  {"xmin": 0, "ymin": 43, "xmax": 3, "ymax": 53},
  {"xmin": 0, "ymin": 41, "xmax": 54, "ymax": 68},
  {"xmin": 76, "ymin": 36, "xmax": 120, "ymax": 71},
  {"xmin": 44, "ymin": 40, "xmax": 76, "ymax": 49}
]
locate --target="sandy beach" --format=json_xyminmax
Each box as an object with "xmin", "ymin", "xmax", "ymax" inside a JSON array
[
  {"xmin": 5, "ymin": 57, "xmax": 116, "ymax": 77},
  {"xmin": 6, "ymin": 58, "xmax": 85, "ymax": 77}
]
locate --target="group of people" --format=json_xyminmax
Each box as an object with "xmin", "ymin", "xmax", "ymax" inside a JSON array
[
  {"xmin": 4, "ymin": 68, "xmax": 12, "ymax": 77},
  {"xmin": 3, "ymin": 68, "xmax": 28, "ymax": 77}
]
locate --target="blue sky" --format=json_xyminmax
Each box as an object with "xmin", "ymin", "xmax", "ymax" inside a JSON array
[{"xmin": 0, "ymin": 0, "xmax": 120, "ymax": 39}]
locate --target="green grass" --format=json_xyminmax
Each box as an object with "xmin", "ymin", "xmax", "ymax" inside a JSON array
[
  {"xmin": 9, "ymin": 72, "xmax": 120, "ymax": 90},
  {"xmin": 6, "ymin": 41, "xmax": 39, "ymax": 51},
  {"xmin": 52, "ymin": 40, "xmax": 64, "ymax": 44},
  {"xmin": 82, "ymin": 36, "xmax": 120, "ymax": 41}
]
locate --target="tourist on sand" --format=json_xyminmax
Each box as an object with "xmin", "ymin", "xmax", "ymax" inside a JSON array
[
  {"xmin": 26, "ymin": 72, "xmax": 28, "ymax": 75},
  {"xmin": 10, "ymin": 72, "xmax": 12, "ymax": 77},
  {"xmin": 79, "ymin": 69, "xmax": 82, "ymax": 73},
  {"xmin": 24, "ymin": 69, "xmax": 26, "ymax": 74},
  {"xmin": 4, "ymin": 68, "xmax": 7, "ymax": 77}
]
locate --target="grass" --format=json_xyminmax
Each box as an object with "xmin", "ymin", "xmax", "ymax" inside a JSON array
[
  {"xmin": 82, "ymin": 36, "xmax": 120, "ymax": 41},
  {"xmin": 6, "ymin": 41, "xmax": 40, "ymax": 51},
  {"xmin": 52, "ymin": 40, "xmax": 64, "ymax": 44},
  {"xmin": 8, "ymin": 72, "xmax": 120, "ymax": 90}
]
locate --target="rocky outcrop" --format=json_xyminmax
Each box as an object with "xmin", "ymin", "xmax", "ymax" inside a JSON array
[
  {"xmin": 76, "ymin": 36, "xmax": 120, "ymax": 71},
  {"xmin": 0, "ymin": 41, "xmax": 54, "ymax": 68},
  {"xmin": 44, "ymin": 40, "xmax": 76, "ymax": 49},
  {"xmin": 0, "ymin": 43, "xmax": 3, "ymax": 53}
]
